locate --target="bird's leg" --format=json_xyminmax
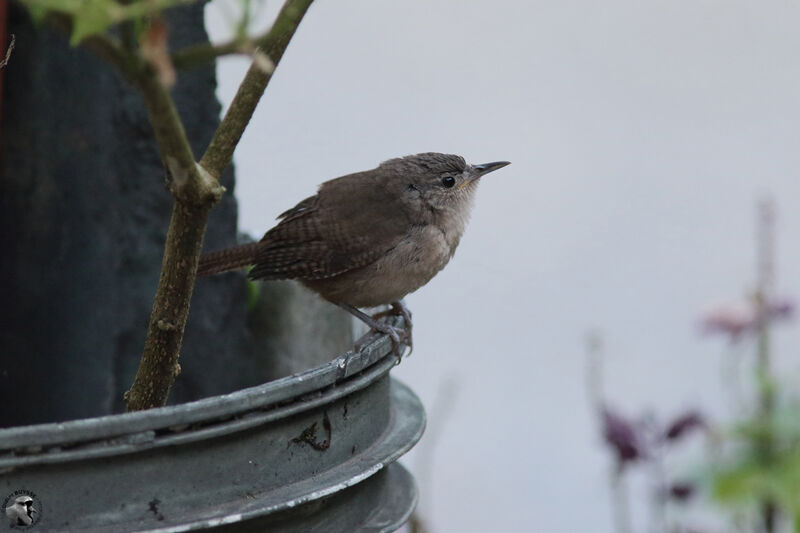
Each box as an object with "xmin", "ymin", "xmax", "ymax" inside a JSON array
[
  {"xmin": 371, "ymin": 301, "xmax": 413, "ymax": 354},
  {"xmin": 392, "ymin": 301, "xmax": 413, "ymax": 330},
  {"xmin": 371, "ymin": 301, "xmax": 413, "ymax": 328},
  {"xmin": 337, "ymin": 303, "xmax": 409, "ymax": 359}
]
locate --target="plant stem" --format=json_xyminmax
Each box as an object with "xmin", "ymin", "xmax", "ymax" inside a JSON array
[
  {"xmin": 755, "ymin": 197, "xmax": 777, "ymax": 533},
  {"xmin": 171, "ymin": 12, "xmax": 302, "ymax": 73},
  {"xmin": 200, "ymin": 0, "xmax": 314, "ymax": 178},
  {"xmin": 611, "ymin": 467, "xmax": 632, "ymax": 533},
  {"xmin": 124, "ymin": 62, "xmax": 223, "ymax": 411},
  {"xmin": 124, "ymin": 0, "xmax": 315, "ymax": 410}
]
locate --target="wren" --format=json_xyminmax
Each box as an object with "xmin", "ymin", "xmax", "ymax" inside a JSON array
[{"xmin": 198, "ymin": 153, "xmax": 510, "ymax": 354}]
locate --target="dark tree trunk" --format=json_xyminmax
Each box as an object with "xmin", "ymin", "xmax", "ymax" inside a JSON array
[{"xmin": 0, "ymin": 3, "xmax": 351, "ymax": 427}]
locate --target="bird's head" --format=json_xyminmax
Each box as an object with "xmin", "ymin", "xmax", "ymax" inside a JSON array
[{"xmin": 381, "ymin": 153, "xmax": 510, "ymax": 212}]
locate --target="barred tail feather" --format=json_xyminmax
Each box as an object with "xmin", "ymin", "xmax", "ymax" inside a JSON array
[{"xmin": 197, "ymin": 242, "xmax": 263, "ymax": 276}]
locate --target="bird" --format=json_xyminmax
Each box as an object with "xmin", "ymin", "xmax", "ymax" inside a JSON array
[{"xmin": 198, "ymin": 153, "xmax": 510, "ymax": 354}]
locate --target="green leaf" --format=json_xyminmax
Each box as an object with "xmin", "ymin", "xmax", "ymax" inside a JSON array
[
  {"xmin": 713, "ymin": 446, "xmax": 800, "ymax": 515},
  {"xmin": 246, "ymin": 278, "xmax": 260, "ymax": 312},
  {"xmin": 713, "ymin": 461, "xmax": 764, "ymax": 504},
  {"xmin": 19, "ymin": 0, "xmax": 193, "ymax": 46},
  {"xmin": 26, "ymin": 3, "xmax": 49, "ymax": 23},
  {"xmin": 69, "ymin": 0, "xmax": 115, "ymax": 45}
]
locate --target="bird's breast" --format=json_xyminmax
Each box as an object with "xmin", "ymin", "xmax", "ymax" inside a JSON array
[{"xmin": 303, "ymin": 224, "xmax": 459, "ymax": 308}]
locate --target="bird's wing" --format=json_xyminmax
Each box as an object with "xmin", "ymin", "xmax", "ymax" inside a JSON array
[
  {"xmin": 275, "ymin": 195, "xmax": 316, "ymax": 222},
  {"xmin": 249, "ymin": 173, "xmax": 411, "ymax": 281}
]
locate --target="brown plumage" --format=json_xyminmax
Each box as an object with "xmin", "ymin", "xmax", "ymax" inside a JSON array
[
  {"xmin": 197, "ymin": 153, "xmax": 510, "ymax": 351},
  {"xmin": 198, "ymin": 169, "xmax": 414, "ymax": 293},
  {"xmin": 195, "ymin": 242, "xmax": 264, "ymax": 277}
]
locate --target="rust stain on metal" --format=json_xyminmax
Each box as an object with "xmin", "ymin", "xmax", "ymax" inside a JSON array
[{"xmin": 291, "ymin": 412, "xmax": 332, "ymax": 451}]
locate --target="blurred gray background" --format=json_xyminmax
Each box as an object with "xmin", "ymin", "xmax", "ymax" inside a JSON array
[{"xmin": 206, "ymin": 1, "xmax": 800, "ymax": 531}]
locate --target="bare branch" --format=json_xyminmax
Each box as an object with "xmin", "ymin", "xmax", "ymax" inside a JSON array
[
  {"xmin": 124, "ymin": 199, "xmax": 214, "ymax": 411},
  {"xmin": 125, "ymin": 0, "xmax": 315, "ymax": 411},
  {"xmin": 123, "ymin": 65, "xmax": 224, "ymax": 411},
  {"xmin": 171, "ymin": 26, "xmax": 283, "ymax": 72},
  {"xmin": 171, "ymin": 37, "xmax": 245, "ymax": 72},
  {"xmin": 0, "ymin": 34, "xmax": 15, "ymax": 70}
]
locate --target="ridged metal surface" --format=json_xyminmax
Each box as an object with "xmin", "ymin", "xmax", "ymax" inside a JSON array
[{"xmin": 0, "ymin": 326, "xmax": 424, "ymax": 532}]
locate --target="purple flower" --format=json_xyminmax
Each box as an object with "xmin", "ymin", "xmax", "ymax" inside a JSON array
[
  {"xmin": 699, "ymin": 297, "xmax": 795, "ymax": 340},
  {"xmin": 667, "ymin": 482, "xmax": 695, "ymax": 502},
  {"xmin": 664, "ymin": 411, "xmax": 706, "ymax": 442},
  {"xmin": 601, "ymin": 406, "xmax": 643, "ymax": 466}
]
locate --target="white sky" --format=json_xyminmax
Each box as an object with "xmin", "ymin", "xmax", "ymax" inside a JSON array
[{"xmin": 206, "ymin": 2, "xmax": 800, "ymax": 531}]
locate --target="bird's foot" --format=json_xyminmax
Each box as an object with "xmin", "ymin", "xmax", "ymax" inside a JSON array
[
  {"xmin": 340, "ymin": 303, "xmax": 411, "ymax": 361},
  {"xmin": 367, "ymin": 322, "xmax": 409, "ymax": 362},
  {"xmin": 370, "ymin": 302, "xmax": 413, "ymax": 358},
  {"xmin": 372, "ymin": 301, "xmax": 413, "ymax": 330},
  {"xmin": 353, "ymin": 323, "xmax": 409, "ymax": 361}
]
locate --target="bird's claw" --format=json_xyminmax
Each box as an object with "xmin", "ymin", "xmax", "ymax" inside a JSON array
[
  {"xmin": 371, "ymin": 301, "xmax": 413, "ymax": 329},
  {"xmin": 370, "ymin": 301, "xmax": 413, "ymax": 358},
  {"xmin": 374, "ymin": 323, "xmax": 409, "ymax": 362},
  {"xmin": 391, "ymin": 301, "xmax": 413, "ymax": 330},
  {"xmin": 390, "ymin": 302, "xmax": 413, "ymax": 357},
  {"xmin": 340, "ymin": 302, "xmax": 412, "ymax": 361}
]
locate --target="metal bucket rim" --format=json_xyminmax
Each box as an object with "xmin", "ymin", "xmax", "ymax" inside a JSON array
[{"xmin": 0, "ymin": 324, "xmax": 402, "ymax": 453}]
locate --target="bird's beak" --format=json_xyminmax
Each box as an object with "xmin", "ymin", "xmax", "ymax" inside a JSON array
[
  {"xmin": 459, "ymin": 161, "xmax": 511, "ymax": 190},
  {"xmin": 473, "ymin": 161, "xmax": 511, "ymax": 177}
]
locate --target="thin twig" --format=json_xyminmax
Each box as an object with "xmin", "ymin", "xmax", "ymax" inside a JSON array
[
  {"xmin": 0, "ymin": 34, "xmax": 15, "ymax": 69},
  {"xmin": 171, "ymin": 34, "xmax": 261, "ymax": 71},
  {"xmin": 755, "ymin": 197, "xmax": 777, "ymax": 533},
  {"xmin": 171, "ymin": 38, "xmax": 244, "ymax": 72},
  {"xmin": 611, "ymin": 468, "xmax": 632, "ymax": 533},
  {"xmin": 200, "ymin": 0, "xmax": 314, "ymax": 179}
]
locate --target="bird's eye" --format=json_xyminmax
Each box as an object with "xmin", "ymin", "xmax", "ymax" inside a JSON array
[{"xmin": 441, "ymin": 176, "xmax": 456, "ymax": 188}]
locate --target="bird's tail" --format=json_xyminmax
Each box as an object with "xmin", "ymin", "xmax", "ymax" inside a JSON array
[{"xmin": 197, "ymin": 242, "xmax": 263, "ymax": 276}]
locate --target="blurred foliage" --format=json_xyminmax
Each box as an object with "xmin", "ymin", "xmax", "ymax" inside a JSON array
[
  {"xmin": 234, "ymin": 0, "xmax": 253, "ymax": 40},
  {"xmin": 20, "ymin": 0, "xmax": 190, "ymax": 44},
  {"xmin": 712, "ymin": 400, "xmax": 800, "ymax": 532},
  {"xmin": 596, "ymin": 200, "xmax": 798, "ymax": 533}
]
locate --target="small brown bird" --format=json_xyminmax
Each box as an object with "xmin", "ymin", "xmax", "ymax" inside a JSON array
[{"xmin": 198, "ymin": 153, "xmax": 510, "ymax": 353}]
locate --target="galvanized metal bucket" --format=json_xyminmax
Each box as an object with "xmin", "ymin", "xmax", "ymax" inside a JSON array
[{"xmin": 0, "ymin": 326, "xmax": 424, "ymax": 532}]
